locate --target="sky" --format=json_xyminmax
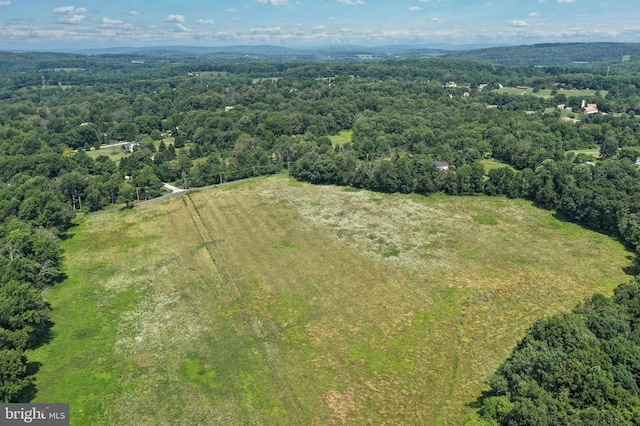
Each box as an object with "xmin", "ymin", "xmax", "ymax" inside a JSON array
[{"xmin": 1, "ymin": 0, "xmax": 640, "ymax": 50}]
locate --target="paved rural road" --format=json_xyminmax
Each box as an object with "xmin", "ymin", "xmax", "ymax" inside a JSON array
[
  {"xmin": 163, "ymin": 182, "xmax": 187, "ymax": 194},
  {"xmin": 134, "ymin": 176, "xmax": 262, "ymax": 207},
  {"xmin": 99, "ymin": 142, "xmax": 129, "ymax": 149},
  {"xmin": 132, "ymin": 182, "xmax": 188, "ymax": 206},
  {"xmin": 88, "ymin": 176, "xmax": 269, "ymax": 213}
]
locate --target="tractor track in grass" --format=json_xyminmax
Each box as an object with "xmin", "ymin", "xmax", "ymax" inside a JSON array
[{"xmin": 182, "ymin": 190, "xmax": 306, "ymax": 419}]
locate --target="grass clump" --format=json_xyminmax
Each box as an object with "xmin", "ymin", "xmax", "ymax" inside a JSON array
[
  {"xmin": 183, "ymin": 357, "xmax": 218, "ymax": 390},
  {"xmin": 473, "ymin": 214, "xmax": 498, "ymax": 225}
]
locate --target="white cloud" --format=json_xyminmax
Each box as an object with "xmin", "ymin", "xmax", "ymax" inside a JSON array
[
  {"xmin": 58, "ymin": 15, "xmax": 85, "ymax": 24},
  {"xmin": 51, "ymin": 6, "xmax": 88, "ymax": 24},
  {"xmin": 558, "ymin": 0, "xmax": 575, "ymax": 3},
  {"xmin": 101, "ymin": 17, "xmax": 127, "ymax": 26},
  {"xmin": 163, "ymin": 14, "xmax": 185, "ymax": 23},
  {"xmin": 2, "ymin": 20, "xmax": 638, "ymax": 49},
  {"xmin": 327, "ymin": 0, "xmax": 366, "ymax": 5},
  {"xmin": 3, "ymin": 0, "xmax": 640, "ymax": 50},
  {"xmin": 256, "ymin": 0, "xmax": 288, "ymax": 5},
  {"xmin": 0, "ymin": 1, "xmax": 12, "ymax": 6},
  {"xmin": 510, "ymin": 20, "xmax": 529, "ymax": 27},
  {"xmin": 250, "ymin": 26, "xmax": 285, "ymax": 35},
  {"xmin": 51, "ymin": 6, "xmax": 76, "ymax": 14}
]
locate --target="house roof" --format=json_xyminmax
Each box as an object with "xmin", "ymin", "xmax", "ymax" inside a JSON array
[{"xmin": 434, "ymin": 161, "xmax": 450, "ymax": 170}]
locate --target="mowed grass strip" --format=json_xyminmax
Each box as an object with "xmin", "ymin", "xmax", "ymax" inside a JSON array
[{"xmin": 30, "ymin": 176, "xmax": 632, "ymax": 425}]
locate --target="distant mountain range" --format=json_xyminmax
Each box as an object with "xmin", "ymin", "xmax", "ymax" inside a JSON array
[
  {"xmin": 441, "ymin": 42, "xmax": 640, "ymax": 66},
  {"xmin": 54, "ymin": 44, "xmax": 456, "ymax": 60},
  {"xmin": 3, "ymin": 42, "xmax": 640, "ymax": 66}
]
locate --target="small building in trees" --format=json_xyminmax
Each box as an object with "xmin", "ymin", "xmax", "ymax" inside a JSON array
[
  {"xmin": 584, "ymin": 104, "xmax": 599, "ymax": 115},
  {"xmin": 434, "ymin": 161, "xmax": 450, "ymax": 172},
  {"xmin": 123, "ymin": 142, "xmax": 140, "ymax": 153}
]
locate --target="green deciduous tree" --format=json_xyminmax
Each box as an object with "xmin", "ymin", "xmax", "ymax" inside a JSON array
[
  {"xmin": 601, "ymin": 135, "xmax": 619, "ymax": 159},
  {"xmin": 117, "ymin": 181, "xmax": 136, "ymax": 207},
  {"xmin": 0, "ymin": 280, "xmax": 50, "ymax": 350},
  {"xmin": 0, "ymin": 349, "xmax": 30, "ymax": 403},
  {"xmin": 59, "ymin": 172, "xmax": 88, "ymax": 210}
]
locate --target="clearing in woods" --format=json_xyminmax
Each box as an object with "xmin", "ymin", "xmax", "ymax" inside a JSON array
[
  {"xmin": 328, "ymin": 130, "xmax": 353, "ymax": 147},
  {"xmin": 30, "ymin": 175, "xmax": 633, "ymax": 425}
]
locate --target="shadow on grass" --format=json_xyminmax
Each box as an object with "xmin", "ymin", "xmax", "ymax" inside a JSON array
[
  {"xmin": 464, "ymin": 386, "xmax": 498, "ymax": 423},
  {"xmin": 623, "ymin": 255, "xmax": 640, "ymax": 277},
  {"xmin": 17, "ymin": 361, "xmax": 43, "ymax": 403},
  {"xmin": 58, "ymin": 221, "xmax": 79, "ymax": 242},
  {"xmin": 13, "ymin": 319, "xmax": 55, "ymax": 403},
  {"xmin": 551, "ymin": 211, "xmax": 639, "ymax": 279},
  {"xmin": 551, "ymin": 211, "xmax": 619, "ymax": 239},
  {"xmin": 30, "ymin": 318, "xmax": 55, "ymax": 349}
]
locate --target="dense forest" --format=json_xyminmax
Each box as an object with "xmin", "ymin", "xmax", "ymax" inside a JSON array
[{"xmin": 2, "ymin": 45, "xmax": 640, "ymax": 421}]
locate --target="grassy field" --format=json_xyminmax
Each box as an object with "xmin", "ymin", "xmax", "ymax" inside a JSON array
[
  {"xmin": 29, "ymin": 176, "xmax": 633, "ymax": 425},
  {"xmin": 86, "ymin": 138, "xmax": 176, "ymax": 164},
  {"xmin": 480, "ymin": 158, "xmax": 514, "ymax": 171},
  {"xmin": 567, "ymin": 148, "xmax": 600, "ymax": 156},
  {"xmin": 328, "ymin": 130, "xmax": 353, "ymax": 147},
  {"xmin": 193, "ymin": 71, "xmax": 229, "ymax": 77},
  {"xmin": 86, "ymin": 144, "xmax": 128, "ymax": 162},
  {"xmin": 567, "ymin": 148, "xmax": 601, "ymax": 161},
  {"xmin": 497, "ymin": 87, "xmax": 608, "ymax": 99}
]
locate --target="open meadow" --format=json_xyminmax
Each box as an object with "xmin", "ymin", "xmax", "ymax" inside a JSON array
[
  {"xmin": 29, "ymin": 176, "xmax": 633, "ymax": 425},
  {"xmin": 496, "ymin": 87, "xmax": 608, "ymax": 98},
  {"xmin": 85, "ymin": 144, "xmax": 129, "ymax": 162},
  {"xmin": 86, "ymin": 138, "xmax": 176, "ymax": 164}
]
